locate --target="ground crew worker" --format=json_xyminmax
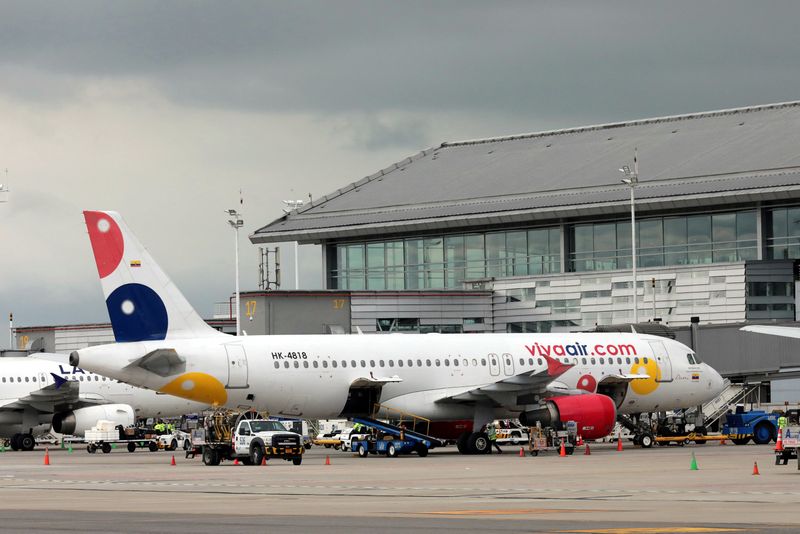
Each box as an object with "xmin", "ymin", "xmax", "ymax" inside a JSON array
[
  {"xmin": 778, "ymin": 413, "xmax": 788, "ymax": 432},
  {"xmin": 153, "ymin": 420, "xmax": 166, "ymax": 434},
  {"xmin": 487, "ymin": 423, "xmax": 502, "ymax": 454}
]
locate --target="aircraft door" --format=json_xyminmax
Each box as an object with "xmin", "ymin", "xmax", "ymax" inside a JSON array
[
  {"xmin": 488, "ymin": 353, "xmax": 500, "ymax": 376},
  {"xmin": 501, "ymin": 352, "xmax": 515, "ymax": 376},
  {"xmin": 649, "ymin": 341, "xmax": 673, "ymax": 382},
  {"xmin": 225, "ymin": 345, "xmax": 249, "ymax": 388}
]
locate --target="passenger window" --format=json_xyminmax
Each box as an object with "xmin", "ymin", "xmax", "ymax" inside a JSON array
[
  {"xmin": 643, "ymin": 357, "xmax": 648, "ymax": 364},
  {"xmin": 408, "ymin": 359, "xmax": 413, "ymax": 367},
  {"xmin": 463, "ymin": 359, "xmax": 468, "ymax": 367},
  {"xmin": 398, "ymin": 360, "xmax": 403, "ymax": 367},
  {"xmin": 313, "ymin": 361, "xmax": 319, "ymax": 368},
  {"xmin": 581, "ymin": 358, "xmax": 587, "ymax": 365},
  {"xmin": 444, "ymin": 359, "xmax": 450, "ymax": 367},
  {"xmin": 481, "ymin": 358, "xmax": 486, "ymax": 366},
  {"xmin": 389, "ymin": 360, "xmax": 394, "ymax": 367},
  {"xmin": 519, "ymin": 358, "xmax": 525, "ymax": 366},
  {"xmin": 537, "ymin": 358, "xmax": 543, "ymax": 366},
  {"xmin": 590, "ymin": 358, "xmax": 596, "ymax": 364},
  {"xmin": 351, "ymin": 360, "xmax": 357, "ymax": 367},
  {"xmin": 341, "ymin": 361, "xmax": 347, "ymax": 368},
  {"xmin": 32, "ymin": 376, "xmax": 37, "ymax": 382},
  {"xmin": 294, "ymin": 361, "xmax": 299, "ymax": 368},
  {"xmin": 454, "ymin": 359, "xmax": 459, "ymax": 367},
  {"xmin": 370, "ymin": 360, "xmax": 376, "ymax": 367},
  {"xmin": 360, "ymin": 360, "xmax": 366, "ymax": 367},
  {"xmin": 528, "ymin": 358, "xmax": 534, "ymax": 366},
  {"xmin": 284, "ymin": 361, "xmax": 290, "ymax": 368},
  {"xmin": 79, "ymin": 376, "xmax": 83, "ymax": 382},
  {"xmin": 332, "ymin": 361, "xmax": 338, "ymax": 368},
  {"xmin": 426, "ymin": 359, "xmax": 432, "ymax": 366},
  {"xmin": 303, "ymin": 361, "xmax": 309, "ymax": 368},
  {"xmin": 617, "ymin": 357, "xmax": 622, "ymax": 364},
  {"xmin": 471, "ymin": 358, "xmax": 477, "ymax": 366},
  {"xmin": 379, "ymin": 360, "xmax": 385, "ymax": 367},
  {"xmin": 599, "ymin": 358, "xmax": 604, "ymax": 364},
  {"xmin": 435, "ymin": 359, "xmax": 441, "ymax": 367},
  {"xmin": 417, "ymin": 359, "xmax": 423, "ymax": 367},
  {"xmin": 274, "ymin": 362, "xmax": 280, "ymax": 369},
  {"xmin": 634, "ymin": 357, "xmax": 640, "ymax": 364},
  {"xmin": 626, "ymin": 357, "xmax": 631, "ymax": 364},
  {"xmin": 2, "ymin": 377, "xmax": 5, "ymax": 383},
  {"xmin": 322, "ymin": 361, "xmax": 329, "ymax": 368}
]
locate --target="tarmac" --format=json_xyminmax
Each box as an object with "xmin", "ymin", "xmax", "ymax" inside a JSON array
[{"xmin": 0, "ymin": 441, "xmax": 797, "ymax": 533}]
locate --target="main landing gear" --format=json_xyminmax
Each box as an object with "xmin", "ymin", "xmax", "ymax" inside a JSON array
[
  {"xmin": 456, "ymin": 431, "xmax": 491, "ymax": 454},
  {"xmin": 9, "ymin": 433, "xmax": 36, "ymax": 451}
]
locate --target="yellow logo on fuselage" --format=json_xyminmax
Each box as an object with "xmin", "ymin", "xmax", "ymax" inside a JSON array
[
  {"xmin": 159, "ymin": 372, "xmax": 228, "ymax": 406},
  {"xmin": 629, "ymin": 359, "xmax": 662, "ymax": 395}
]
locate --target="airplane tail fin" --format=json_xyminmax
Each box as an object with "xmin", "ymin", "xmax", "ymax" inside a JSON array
[{"xmin": 82, "ymin": 210, "xmax": 223, "ymax": 342}]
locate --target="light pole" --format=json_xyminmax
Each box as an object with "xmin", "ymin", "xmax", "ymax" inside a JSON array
[
  {"xmin": 282, "ymin": 199, "xmax": 304, "ymax": 289},
  {"xmin": 226, "ymin": 209, "xmax": 244, "ymax": 336},
  {"xmin": 620, "ymin": 149, "xmax": 639, "ymax": 324}
]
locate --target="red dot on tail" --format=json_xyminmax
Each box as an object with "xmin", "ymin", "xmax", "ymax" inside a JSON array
[{"xmin": 83, "ymin": 211, "xmax": 124, "ymax": 279}]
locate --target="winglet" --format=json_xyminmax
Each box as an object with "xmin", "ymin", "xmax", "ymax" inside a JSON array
[
  {"xmin": 541, "ymin": 353, "xmax": 574, "ymax": 377},
  {"xmin": 50, "ymin": 373, "xmax": 68, "ymax": 389}
]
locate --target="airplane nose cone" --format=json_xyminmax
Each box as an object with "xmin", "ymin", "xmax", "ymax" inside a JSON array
[{"xmin": 707, "ymin": 364, "xmax": 725, "ymax": 395}]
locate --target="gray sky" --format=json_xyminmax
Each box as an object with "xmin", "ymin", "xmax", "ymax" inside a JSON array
[{"xmin": 2, "ymin": 1, "xmax": 799, "ymax": 331}]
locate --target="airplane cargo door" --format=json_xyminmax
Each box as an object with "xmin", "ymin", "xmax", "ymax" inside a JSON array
[
  {"xmin": 488, "ymin": 353, "xmax": 500, "ymax": 376},
  {"xmin": 501, "ymin": 352, "xmax": 515, "ymax": 376},
  {"xmin": 649, "ymin": 341, "xmax": 673, "ymax": 382},
  {"xmin": 225, "ymin": 345, "xmax": 249, "ymax": 388}
]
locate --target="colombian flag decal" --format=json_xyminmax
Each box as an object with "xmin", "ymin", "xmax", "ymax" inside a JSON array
[
  {"xmin": 692, "ymin": 373, "xmax": 700, "ymax": 380},
  {"xmin": 130, "ymin": 260, "xmax": 142, "ymax": 268}
]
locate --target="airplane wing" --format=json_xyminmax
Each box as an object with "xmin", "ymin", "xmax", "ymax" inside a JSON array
[
  {"xmin": 436, "ymin": 353, "xmax": 575, "ymax": 404},
  {"xmin": 740, "ymin": 325, "xmax": 800, "ymax": 339},
  {"xmin": 0, "ymin": 374, "xmax": 82, "ymax": 412}
]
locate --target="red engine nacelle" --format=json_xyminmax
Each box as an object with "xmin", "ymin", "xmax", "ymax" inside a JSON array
[{"xmin": 518, "ymin": 394, "xmax": 617, "ymax": 440}]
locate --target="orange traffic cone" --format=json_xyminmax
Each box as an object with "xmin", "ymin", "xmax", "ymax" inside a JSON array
[
  {"xmin": 519, "ymin": 447, "xmax": 525, "ymax": 457},
  {"xmin": 577, "ymin": 435, "xmax": 583, "ymax": 446},
  {"xmin": 559, "ymin": 439, "xmax": 566, "ymax": 457},
  {"xmin": 719, "ymin": 436, "xmax": 727, "ymax": 446},
  {"xmin": 584, "ymin": 443, "xmax": 591, "ymax": 455},
  {"xmin": 233, "ymin": 458, "xmax": 240, "ymax": 465},
  {"xmin": 325, "ymin": 455, "xmax": 331, "ymax": 466},
  {"xmin": 261, "ymin": 456, "xmax": 267, "ymax": 466},
  {"xmin": 616, "ymin": 433, "xmax": 623, "ymax": 452},
  {"xmin": 775, "ymin": 428, "xmax": 784, "ymax": 452},
  {"xmin": 43, "ymin": 448, "xmax": 50, "ymax": 466},
  {"xmin": 752, "ymin": 461, "xmax": 760, "ymax": 475},
  {"xmin": 171, "ymin": 455, "xmax": 176, "ymax": 466}
]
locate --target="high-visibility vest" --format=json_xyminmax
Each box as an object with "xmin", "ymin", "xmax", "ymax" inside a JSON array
[
  {"xmin": 778, "ymin": 416, "xmax": 788, "ymax": 429},
  {"xmin": 488, "ymin": 427, "xmax": 497, "ymax": 440}
]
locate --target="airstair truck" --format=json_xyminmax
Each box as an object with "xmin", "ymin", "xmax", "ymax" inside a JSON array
[{"xmin": 193, "ymin": 410, "xmax": 304, "ymax": 466}]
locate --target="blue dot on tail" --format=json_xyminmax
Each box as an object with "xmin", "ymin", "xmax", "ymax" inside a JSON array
[{"xmin": 106, "ymin": 283, "xmax": 168, "ymax": 342}]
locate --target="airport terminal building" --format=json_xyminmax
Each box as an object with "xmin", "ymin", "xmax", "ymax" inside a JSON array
[{"xmin": 251, "ymin": 102, "xmax": 800, "ymax": 392}]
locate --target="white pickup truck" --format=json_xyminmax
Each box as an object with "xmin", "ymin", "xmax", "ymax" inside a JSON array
[{"xmin": 195, "ymin": 412, "xmax": 304, "ymax": 466}]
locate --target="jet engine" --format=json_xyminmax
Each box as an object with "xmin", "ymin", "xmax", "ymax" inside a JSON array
[
  {"xmin": 518, "ymin": 394, "xmax": 616, "ymax": 440},
  {"xmin": 52, "ymin": 404, "xmax": 135, "ymax": 436}
]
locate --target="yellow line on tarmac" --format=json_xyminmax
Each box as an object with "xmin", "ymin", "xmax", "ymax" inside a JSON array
[
  {"xmin": 556, "ymin": 528, "xmax": 746, "ymax": 533},
  {"xmin": 423, "ymin": 508, "xmax": 598, "ymax": 516}
]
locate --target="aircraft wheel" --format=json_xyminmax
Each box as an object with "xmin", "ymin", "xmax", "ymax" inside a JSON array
[
  {"xmin": 20, "ymin": 434, "xmax": 35, "ymax": 451},
  {"xmin": 456, "ymin": 431, "xmax": 471, "ymax": 454},
  {"xmin": 640, "ymin": 433, "xmax": 654, "ymax": 448},
  {"xmin": 468, "ymin": 432, "xmax": 491, "ymax": 455},
  {"xmin": 101, "ymin": 443, "xmax": 112, "ymax": 454},
  {"xmin": 357, "ymin": 444, "xmax": 368, "ymax": 458}
]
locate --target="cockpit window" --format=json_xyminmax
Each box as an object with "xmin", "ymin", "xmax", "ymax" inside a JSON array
[{"xmin": 686, "ymin": 353, "xmax": 698, "ymax": 365}]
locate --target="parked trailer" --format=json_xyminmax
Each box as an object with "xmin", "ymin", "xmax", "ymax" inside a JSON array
[
  {"xmin": 85, "ymin": 425, "xmax": 160, "ymax": 454},
  {"xmin": 775, "ymin": 426, "xmax": 800, "ymax": 468}
]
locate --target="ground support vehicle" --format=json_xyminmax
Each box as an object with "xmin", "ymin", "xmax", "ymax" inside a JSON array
[
  {"xmin": 193, "ymin": 410, "xmax": 304, "ymax": 466},
  {"xmin": 527, "ymin": 421, "xmax": 576, "ymax": 456},
  {"xmin": 85, "ymin": 422, "xmax": 160, "ymax": 454},
  {"xmin": 775, "ymin": 425, "xmax": 800, "ymax": 467},
  {"xmin": 156, "ymin": 430, "xmax": 192, "ymax": 451},
  {"xmin": 722, "ymin": 409, "xmax": 779, "ymax": 445},
  {"xmin": 348, "ymin": 410, "xmax": 445, "ymax": 458},
  {"xmin": 495, "ymin": 420, "xmax": 529, "ymax": 446}
]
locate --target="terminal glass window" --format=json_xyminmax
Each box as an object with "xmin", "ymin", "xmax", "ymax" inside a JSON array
[
  {"xmin": 569, "ymin": 210, "xmax": 756, "ymax": 272},
  {"xmin": 332, "ymin": 226, "xmax": 561, "ymax": 289},
  {"xmin": 767, "ymin": 206, "xmax": 800, "ymax": 259}
]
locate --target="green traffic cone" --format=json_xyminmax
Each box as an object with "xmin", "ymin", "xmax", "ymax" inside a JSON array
[
  {"xmin": 690, "ymin": 452, "xmax": 699, "ymax": 471},
  {"xmin": 67, "ymin": 445, "xmax": 73, "ymax": 454}
]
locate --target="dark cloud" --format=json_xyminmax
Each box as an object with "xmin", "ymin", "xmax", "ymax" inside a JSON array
[{"xmin": 2, "ymin": 1, "xmax": 800, "ymax": 123}]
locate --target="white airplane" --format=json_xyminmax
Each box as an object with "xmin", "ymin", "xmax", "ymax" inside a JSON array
[
  {"xmin": 0, "ymin": 352, "xmax": 206, "ymax": 451},
  {"xmin": 71, "ymin": 210, "xmax": 725, "ymax": 453}
]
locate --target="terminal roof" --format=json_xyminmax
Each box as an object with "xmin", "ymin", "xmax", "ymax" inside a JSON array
[{"xmin": 251, "ymin": 101, "xmax": 800, "ymax": 244}]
